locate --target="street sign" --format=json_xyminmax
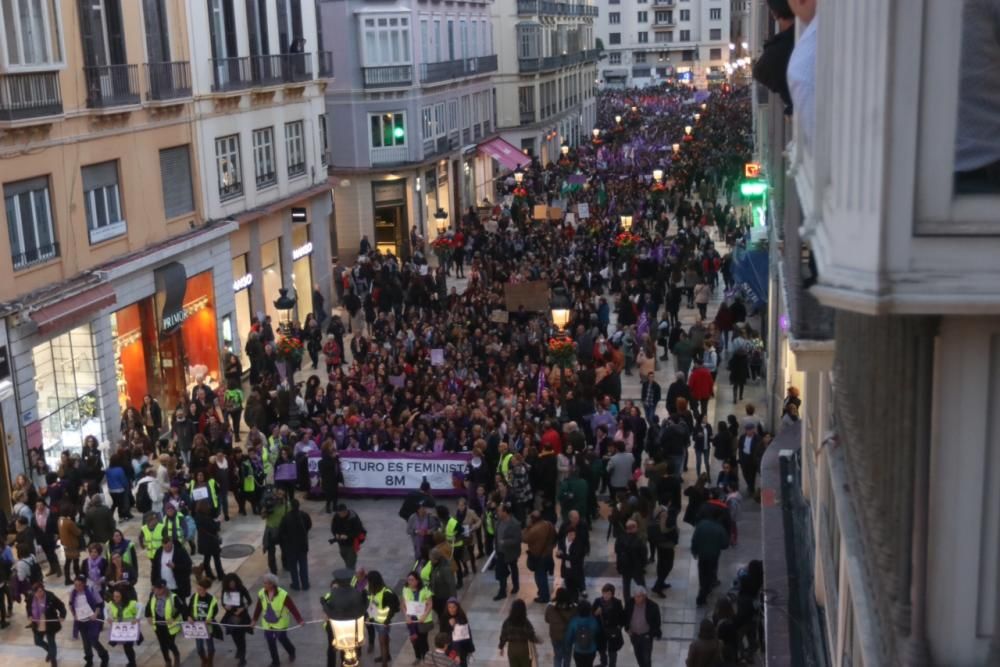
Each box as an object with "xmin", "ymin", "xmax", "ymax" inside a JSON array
[{"xmin": 744, "ymin": 162, "xmax": 761, "ymax": 178}]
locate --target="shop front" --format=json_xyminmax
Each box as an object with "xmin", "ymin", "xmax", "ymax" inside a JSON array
[
  {"xmin": 230, "ymin": 254, "xmax": 254, "ymax": 365},
  {"xmin": 372, "ymin": 180, "xmax": 410, "ymax": 256},
  {"xmin": 291, "ymin": 224, "xmax": 314, "ymax": 319},
  {"xmin": 113, "ymin": 267, "xmax": 221, "ymax": 415}
]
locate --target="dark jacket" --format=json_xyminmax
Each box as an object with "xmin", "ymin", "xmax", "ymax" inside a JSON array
[
  {"xmin": 84, "ymin": 504, "xmax": 116, "ymax": 545},
  {"xmin": 752, "ymin": 26, "xmax": 795, "ymax": 111},
  {"xmin": 318, "ymin": 453, "xmax": 342, "ymax": 498},
  {"xmin": 691, "ymin": 518, "xmax": 730, "ymax": 562},
  {"xmin": 195, "ymin": 514, "xmax": 222, "ymax": 556},
  {"xmin": 624, "ymin": 598, "xmax": 662, "ymax": 639},
  {"xmin": 614, "ymin": 532, "xmax": 647, "ymax": 577},
  {"xmin": 151, "ymin": 545, "xmax": 193, "ymax": 599},
  {"xmin": 278, "ymin": 508, "xmax": 313, "ymax": 553},
  {"xmin": 330, "ymin": 510, "xmax": 364, "ymax": 547},
  {"xmin": 27, "ymin": 590, "xmax": 67, "ymax": 633}
]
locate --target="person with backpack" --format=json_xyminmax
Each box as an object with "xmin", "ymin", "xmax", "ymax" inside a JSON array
[
  {"xmin": 133, "ymin": 464, "xmax": 160, "ymax": 517},
  {"xmin": 564, "ymin": 600, "xmax": 600, "ymax": 667}
]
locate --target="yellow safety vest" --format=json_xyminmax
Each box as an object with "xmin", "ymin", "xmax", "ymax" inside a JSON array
[
  {"xmin": 105, "ymin": 540, "xmax": 137, "ymax": 567},
  {"xmin": 258, "ymin": 588, "xmax": 291, "ymax": 630},
  {"xmin": 402, "ymin": 586, "xmax": 434, "ymax": 624},
  {"xmin": 188, "ymin": 479, "xmax": 219, "ymax": 509},
  {"xmin": 445, "ymin": 517, "xmax": 464, "ymax": 548},
  {"xmin": 108, "ymin": 599, "xmax": 138, "ymax": 621},
  {"xmin": 368, "ymin": 586, "xmax": 393, "ymax": 624},
  {"xmin": 419, "ymin": 560, "xmax": 433, "ymax": 587},
  {"xmin": 498, "ymin": 452, "xmax": 513, "ymax": 478},
  {"xmin": 148, "ymin": 593, "xmax": 182, "ymax": 635},
  {"xmin": 160, "ymin": 514, "xmax": 186, "ymax": 543},
  {"xmin": 190, "ymin": 593, "xmax": 218, "ymax": 622},
  {"xmin": 141, "ymin": 524, "xmax": 164, "ymax": 559}
]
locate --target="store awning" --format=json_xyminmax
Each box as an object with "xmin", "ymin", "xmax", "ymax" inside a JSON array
[
  {"xmin": 32, "ymin": 282, "xmax": 117, "ymax": 335},
  {"xmin": 477, "ymin": 137, "xmax": 529, "ymax": 171}
]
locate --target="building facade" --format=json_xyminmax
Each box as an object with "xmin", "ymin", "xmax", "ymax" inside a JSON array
[
  {"xmin": 756, "ymin": 0, "xmax": 1000, "ymax": 665},
  {"xmin": 319, "ymin": 0, "xmax": 500, "ymax": 259},
  {"xmin": 188, "ymin": 0, "xmax": 335, "ymax": 368},
  {"xmin": 0, "ymin": 0, "xmax": 239, "ymax": 492},
  {"xmin": 494, "ymin": 0, "xmax": 599, "ymax": 164},
  {"xmin": 595, "ymin": 0, "xmax": 731, "ymax": 89}
]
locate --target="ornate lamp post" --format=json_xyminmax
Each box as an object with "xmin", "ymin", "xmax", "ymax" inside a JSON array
[
  {"xmin": 513, "ymin": 167, "xmax": 524, "ymax": 185},
  {"xmin": 434, "ymin": 208, "xmax": 449, "ymax": 235},
  {"xmin": 321, "ymin": 569, "xmax": 369, "ymax": 667},
  {"xmin": 620, "ymin": 213, "xmax": 633, "ymax": 231}
]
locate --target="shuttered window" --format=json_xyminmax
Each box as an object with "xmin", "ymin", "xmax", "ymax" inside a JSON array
[
  {"xmin": 159, "ymin": 145, "xmax": 195, "ymax": 218},
  {"xmin": 82, "ymin": 160, "xmax": 125, "ymax": 244}
]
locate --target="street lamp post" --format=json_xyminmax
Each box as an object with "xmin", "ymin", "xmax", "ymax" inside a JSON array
[
  {"xmin": 672, "ymin": 143, "xmax": 680, "ymax": 153},
  {"xmin": 549, "ymin": 286, "xmax": 574, "ymax": 406},
  {"xmin": 614, "ymin": 114, "xmax": 622, "ymax": 125},
  {"xmin": 684, "ymin": 125, "xmax": 693, "ymax": 136},
  {"xmin": 513, "ymin": 167, "xmax": 524, "ymax": 185},
  {"xmin": 434, "ymin": 208, "xmax": 449, "ymax": 235},
  {"xmin": 592, "ymin": 128, "xmax": 600, "ymax": 140},
  {"xmin": 322, "ymin": 569, "xmax": 369, "ymax": 667},
  {"xmin": 561, "ymin": 142, "xmax": 570, "ymax": 157},
  {"xmin": 652, "ymin": 168, "xmax": 663, "ymax": 183},
  {"xmin": 620, "ymin": 213, "xmax": 633, "ymax": 231}
]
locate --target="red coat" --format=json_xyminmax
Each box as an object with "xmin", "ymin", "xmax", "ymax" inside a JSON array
[
  {"xmin": 688, "ymin": 366, "xmax": 714, "ymax": 401},
  {"xmin": 541, "ymin": 428, "xmax": 562, "ymax": 455}
]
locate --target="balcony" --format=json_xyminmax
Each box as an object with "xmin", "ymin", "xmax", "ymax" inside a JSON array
[
  {"xmin": 653, "ymin": 0, "xmax": 675, "ymax": 6},
  {"xmin": 520, "ymin": 110, "xmax": 536, "ymax": 125},
  {"xmin": 362, "ymin": 65, "xmax": 413, "ymax": 88},
  {"xmin": 144, "ymin": 61, "xmax": 191, "ymax": 101},
  {"xmin": 518, "ymin": 49, "xmax": 601, "ymax": 74},
  {"xmin": 519, "ymin": 1, "xmax": 597, "ymax": 17},
  {"xmin": 83, "ymin": 64, "xmax": 140, "ymax": 108},
  {"xmin": 419, "ymin": 54, "xmax": 498, "ymax": 84},
  {"xmin": 318, "ymin": 51, "xmax": 334, "ymax": 78},
  {"xmin": 210, "ymin": 53, "xmax": 314, "ymax": 92},
  {"xmin": 0, "ymin": 72, "xmax": 62, "ymax": 121},
  {"xmin": 653, "ymin": 19, "xmax": 676, "ymax": 28},
  {"xmin": 370, "ymin": 145, "xmax": 409, "ymax": 165},
  {"xmin": 422, "ymin": 134, "xmax": 459, "ymax": 159},
  {"xmin": 12, "ymin": 242, "xmax": 59, "ymax": 271}
]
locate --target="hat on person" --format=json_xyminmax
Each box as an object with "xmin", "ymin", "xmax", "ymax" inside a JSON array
[{"xmin": 336, "ymin": 502, "xmax": 348, "ymax": 512}]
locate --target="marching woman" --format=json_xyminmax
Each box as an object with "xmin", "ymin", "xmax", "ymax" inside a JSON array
[
  {"xmin": 145, "ymin": 578, "xmax": 186, "ymax": 667},
  {"xmin": 220, "ymin": 573, "xmax": 254, "ymax": 667},
  {"xmin": 252, "ymin": 573, "xmax": 305, "ymax": 667},
  {"xmin": 107, "ymin": 585, "xmax": 141, "ymax": 667},
  {"xmin": 27, "ymin": 581, "xmax": 67, "ymax": 666},
  {"xmin": 68, "ymin": 574, "xmax": 110, "ymax": 667},
  {"xmin": 402, "ymin": 570, "xmax": 435, "ymax": 662},
  {"xmin": 189, "ymin": 577, "xmax": 224, "ymax": 666}
]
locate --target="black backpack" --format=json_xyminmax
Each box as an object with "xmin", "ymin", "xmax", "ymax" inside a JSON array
[{"xmin": 135, "ymin": 481, "xmax": 153, "ymax": 514}]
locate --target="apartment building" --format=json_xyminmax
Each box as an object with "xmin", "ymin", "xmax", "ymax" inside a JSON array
[
  {"xmin": 0, "ymin": 0, "xmax": 334, "ymax": 497},
  {"xmin": 756, "ymin": 0, "xmax": 1000, "ymax": 665},
  {"xmin": 191, "ymin": 0, "xmax": 335, "ymax": 366},
  {"xmin": 494, "ymin": 0, "xmax": 599, "ymax": 164},
  {"xmin": 596, "ymin": 0, "xmax": 731, "ymax": 89},
  {"xmin": 319, "ymin": 0, "xmax": 500, "ymax": 258}
]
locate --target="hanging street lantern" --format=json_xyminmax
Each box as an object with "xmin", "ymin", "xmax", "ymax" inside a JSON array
[
  {"xmin": 620, "ymin": 213, "xmax": 633, "ymax": 231},
  {"xmin": 321, "ymin": 569, "xmax": 369, "ymax": 667}
]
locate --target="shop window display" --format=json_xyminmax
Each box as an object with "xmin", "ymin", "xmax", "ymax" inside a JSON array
[{"xmin": 31, "ymin": 324, "xmax": 104, "ymax": 467}]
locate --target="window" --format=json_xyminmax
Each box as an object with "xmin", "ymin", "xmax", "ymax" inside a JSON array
[
  {"xmin": 655, "ymin": 31, "xmax": 673, "ymax": 43},
  {"xmin": 517, "ymin": 23, "xmax": 540, "ymax": 59},
  {"xmin": 159, "ymin": 146, "xmax": 194, "ymax": 218},
  {"xmin": 215, "ymin": 134, "xmax": 243, "ymax": 201},
  {"xmin": 78, "ymin": 0, "xmax": 127, "ymax": 67},
  {"xmin": 319, "ymin": 114, "xmax": 328, "ymax": 166},
  {"xmin": 634, "ymin": 51, "xmax": 646, "ymax": 64},
  {"xmin": 680, "ymin": 9, "xmax": 690, "ymax": 21},
  {"xmin": 1, "ymin": 0, "xmax": 63, "ymax": 66},
  {"xmin": 710, "ymin": 48, "xmax": 722, "ymax": 60},
  {"xmin": 710, "ymin": 28, "xmax": 722, "ymax": 40},
  {"xmin": 32, "ymin": 325, "xmax": 103, "ymax": 465},
  {"xmin": 680, "ymin": 30, "xmax": 691, "ymax": 42},
  {"xmin": 609, "ymin": 52, "xmax": 621, "ymax": 65},
  {"xmin": 285, "ymin": 121, "xmax": 306, "ymax": 178},
  {"xmin": 518, "ymin": 86, "xmax": 535, "ymax": 122},
  {"xmin": 361, "ymin": 15, "xmax": 411, "ymax": 66},
  {"xmin": 637, "ymin": 11, "xmax": 647, "ymax": 22},
  {"xmin": 82, "ymin": 161, "xmax": 125, "ymax": 244},
  {"xmin": 252, "ymin": 127, "xmax": 276, "ymax": 188},
  {"xmin": 609, "ymin": 32, "xmax": 621, "ymax": 45},
  {"xmin": 448, "ymin": 100, "xmax": 459, "ymax": 134},
  {"xmin": 710, "ymin": 8, "xmax": 722, "ymax": 20},
  {"xmin": 655, "ymin": 10, "xmax": 670, "ymax": 23},
  {"xmin": 682, "ymin": 49, "xmax": 695, "ymax": 61},
  {"xmin": 608, "ymin": 12, "xmax": 620, "ymax": 24},
  {"xmin": 638, "ymin": 32, "xmax": 648, "ymax": 44},
  {"xmin": 421, "ymin": 106, "xmax": 433, "ymax": 140},
  {"xmin": 4, "ymin": 176, "xmax": 57, "ymax": 269},
  {"xmin": 369, "ymin": 112, "xmax": 406, "ymax": 148}
]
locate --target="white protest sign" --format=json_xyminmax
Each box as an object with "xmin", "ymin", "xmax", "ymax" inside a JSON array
[
  {"xmin": 405, "ymin": 600, "xmax": 427, "ymax": 617},
  {"xmin": 338, "ymin": 452, "xmax": 470, "ymax": 495},
  {"xmin": 182, "ymin": 622, "xmax": 209, "ymax": 640},
  {"xmin": 110, "ymin": 622, "xmax": 140, "ymax": 642}
]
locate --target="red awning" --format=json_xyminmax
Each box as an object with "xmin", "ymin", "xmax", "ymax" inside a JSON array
[
  {"xmin": 32, "ymin": 283, "xmax": 117, "ymax": 335},
  {"xmin": 478, "ymin": 137, "xmax": 530, "ymax": 171}
]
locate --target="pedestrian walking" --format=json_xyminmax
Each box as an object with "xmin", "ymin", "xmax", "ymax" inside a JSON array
[
  {"xmin": 499, "ymin": 598, "xmax": 542, "ymax": 667},
  {"xmin": 564, "ymin": 600, "xmax": 600, "ymax": 667},
  {"xmin": 252, "ymin": 573, "xmax": 304, "ymax": 667},
  {"xmin": 592, "ymin": 584, "xmax": 625, "ymax": 667},
  {"xmin": 145, "ymin": 579, "xmax": 184, "ymax": 667},
  {"xmin": 493, "ymin": 501, "xmax": 522, "ymax": 600},
  {"xmin": 402, "ymin": 570, "xmax": 435, "ymax": 662},
  {"xmin": 624, "ymin": 587, "xmax": 661, "ymax": 667},
  {"xmin": 329, "ymin": 502, "xmax": 366, "ymax": 570},
  {"xmin": 188, "ymin": 577, "xmax": 224, "ymax": 666},
  {"xmin": 278, "ymin": 498, "xmax": 312, "ymax": 590},
  {"xmin": 68, "ymin": 574, "xmax": 109, "ymax": 667},
  {"xmin": 219, "ymin": 573, "xmax": 253, "ymax": 667},
  {"xmin": 545, "ymin": 588, "xmax": 577, "ymax": 667},
  {"xmin": 107, "ymin": 585, "xmax": 140, "ymax": 667}
]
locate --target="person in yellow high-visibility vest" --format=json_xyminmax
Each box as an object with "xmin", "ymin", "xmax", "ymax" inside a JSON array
[
  {"xmin": 365, "ymin": 570, "xmax": 400, "ymax": 667},
  {"xmin": 497, "ymin": 441, "xmax": 514, "ymax": 481},
  {"xmin": 401, "ymin": 570, "xmax": 435, "ymax": 662},
  {"xmin": 139, "ymin": 514, "xmax": 164, "ymax": 561},
  {"xmin": 252, "ymin": 574, "xmax": 304, "ymax": 666},
  {"xmin": 440, "ymin": 505, "xmax": 467, "ymax": 590},
  {"xmin": 107, "ymin": 586, "xmax": 139, "ymax": 666},
  {"xmin": 145, "ymin": 579, "xmax": 183, "ymax": 666},
  {"xmin": 188, "ymin": 471, "xmax": 220, "ymax": 517}
]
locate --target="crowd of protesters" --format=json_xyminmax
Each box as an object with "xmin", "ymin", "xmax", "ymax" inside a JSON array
[{"xmin": 2, "ymin": 81, "xmax": 772, "ymax": 667}]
